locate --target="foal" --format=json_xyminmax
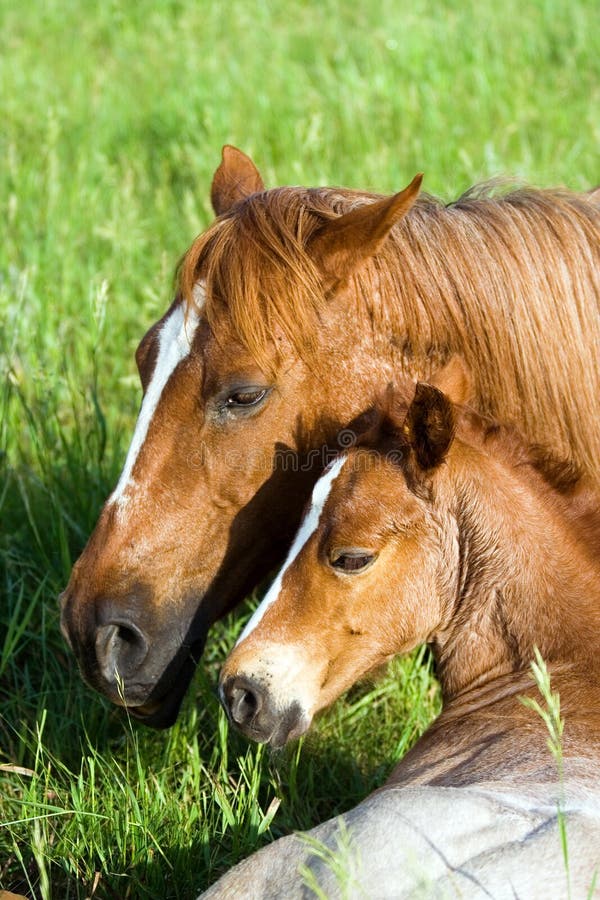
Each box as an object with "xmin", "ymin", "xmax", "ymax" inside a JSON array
[{"xmin": 206, "ymin": 362, "xmax": 600, "ymax": 898}]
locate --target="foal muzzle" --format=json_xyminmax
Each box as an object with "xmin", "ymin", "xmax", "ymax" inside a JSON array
[{"xmin": 220, "ymin": 673, "xmax": 307, "ymax": 748}]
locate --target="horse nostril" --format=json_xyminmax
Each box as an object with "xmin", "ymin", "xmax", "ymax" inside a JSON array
[
  {"xmin": 224, "ymin": 677, "xmax": 264, "ymax": 727},
  {"xmin": 95, "ymin": 621, "xmax": 149, "ymax": 686}
]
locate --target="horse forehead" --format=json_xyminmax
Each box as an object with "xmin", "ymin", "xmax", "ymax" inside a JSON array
[
  {"xmin": 108, "ymin": 295, "xmax": 204, "ymax": 509},
  {"xmin": 144, "ymin": 298, "xmax": 204, "ymax": 396},
  {"xmin": 200, "ymin": 323, "xmax": 255, "ymax": 374},
  {"xmin": 140, "ymin": 293, "xmax": 206, "ymax": 376}
]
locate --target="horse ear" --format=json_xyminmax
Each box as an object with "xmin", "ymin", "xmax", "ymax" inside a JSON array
[
  {"xmin": 309, "ymin": 174, "xmax": 423, "ymax": 291},
  {"xmin": 404, "ymin": 382, "xmax": 455, "ymax": 471},
  {"xmin": 429, "ymin": 356, "xmax": 473, "ymax": 406},
  {"xmin": 211, "ymin": 145, "xmax": 265, "ymax": 216}
]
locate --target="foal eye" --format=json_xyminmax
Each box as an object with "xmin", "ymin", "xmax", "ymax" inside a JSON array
[
  {"xmin": 330, "ymin": 551, "xmax": 377, "ymax": 574},
  {"xmin": 225, "ymin": 388, "xmax": 268, "ymax": 408}
]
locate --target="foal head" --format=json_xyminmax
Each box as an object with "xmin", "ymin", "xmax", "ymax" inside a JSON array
[{"xmin": 220, "ymin": 362, "xmax": 471, "ymax": 747}]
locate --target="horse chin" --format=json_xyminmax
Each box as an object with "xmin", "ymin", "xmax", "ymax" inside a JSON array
[
  {"xmin": 129, "ymin": 698, "xmax": 183, "ymax": 730},
  {"xmin": 125, "ymin": 636, "xmax": 206, "ymax": 729}
]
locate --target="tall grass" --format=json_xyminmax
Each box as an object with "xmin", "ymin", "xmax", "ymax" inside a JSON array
[{"xmin": 1, "ymin": 0, "xmax": 598, "ymax": 895}]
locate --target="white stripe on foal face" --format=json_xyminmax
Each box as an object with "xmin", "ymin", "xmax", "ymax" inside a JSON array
[
  {"xmin": 109, "ymin": 289, "xmax": 203, "ymax": 508},
  {"xmin": 236, "ymin": 454, "xmax": 348, "ymax": 645}
]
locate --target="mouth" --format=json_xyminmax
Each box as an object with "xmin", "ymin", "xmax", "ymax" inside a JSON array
[
  {"xmin": 120, "ymin": 637, "xmax": 206, "ymax": 729},
  {"xmin": 267, "ymin": 706, "xmax": 311, "ymax": 749}
]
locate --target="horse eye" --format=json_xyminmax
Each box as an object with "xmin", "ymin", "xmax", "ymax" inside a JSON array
[
  {"xmin": 330, "ymin": 551, "xmax": 376, "ymax": 574},
  {"xmin": 226, "ymin": 388, "xmax": 268, "ymax": 408}
]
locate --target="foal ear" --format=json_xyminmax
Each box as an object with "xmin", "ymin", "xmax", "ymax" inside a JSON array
[
  {"xmin": 309, "ymin": 174, "xmax": 423, "ymax": 291},
  {"xmin": 429, "ymin": 356, "xmax": 473, "ymax": 406},
  {"xmin": 404, "ymin": 383, "xmax": 456, "ymax": 471},
  {"xmin": 211, "ymin": 145, "xmax": 265, "ymax": 216}
]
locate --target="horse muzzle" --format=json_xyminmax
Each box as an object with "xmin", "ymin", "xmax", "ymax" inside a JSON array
[{"xmin": 59, "ymin": 587, "xmax": 206, "ymax": 728}]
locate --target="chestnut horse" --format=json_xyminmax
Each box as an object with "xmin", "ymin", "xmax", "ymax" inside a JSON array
[
  {"xmin": 210, "ymin": 361, "xmax": 600, "ymax": 897},
  {"xmin": 60, "ymin": 147, "xmax": 600, "ymax": 727}
]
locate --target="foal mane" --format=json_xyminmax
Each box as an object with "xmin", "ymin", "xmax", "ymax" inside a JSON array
[
  {"xmin": 179, "ymin": 180, "xmax": 600, "ymax": 475},
  {"xmin": 466, "ymin": 410, "xmax": 600, "ymax": 559},
  {"xmin": 365, "ymin": 386, "xmax": 600, "ymax": 561}
]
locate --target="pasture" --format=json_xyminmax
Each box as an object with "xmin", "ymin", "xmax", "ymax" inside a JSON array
[{"xmin": 1, "ymin": 0, "xmax": 599, "ymax": 896}]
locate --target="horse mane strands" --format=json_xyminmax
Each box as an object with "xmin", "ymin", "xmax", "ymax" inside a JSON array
[
  {"xmin": 179, "ymin": 182, "xmax": 600, "ymax": 473},
  {"xmin": 178, "ymin": 189, "xmax": 336, "ymax": 373},
  {"xmin": 357, "ymin": 184, "xmax": 600, "ymax": 473}
]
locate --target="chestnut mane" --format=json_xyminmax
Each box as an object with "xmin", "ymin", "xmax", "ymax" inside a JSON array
[{"xmin": 179, "ymin": 182, "xmax": 600, "ymax": 477}]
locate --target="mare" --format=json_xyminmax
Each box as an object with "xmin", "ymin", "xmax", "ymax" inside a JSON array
[
  {"xmin": 211, "ymin": 360, "xmax": 600, "ymax": 897},
  {"xmin": 60, "ymin": 147, "xmax": 600, "ymax": 728}
]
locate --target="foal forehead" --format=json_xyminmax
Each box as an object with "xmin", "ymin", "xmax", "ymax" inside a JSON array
[
  {"xmin": 318, "ymin": 451, "xmax": 415, "ymax": 534},
  {"xmin": 321, "ymin": 450, "xmax": 389, "ymax": 502},
  {"xmin": 309, "ymin": 454, "xmax": 367, "ymax": 526}
]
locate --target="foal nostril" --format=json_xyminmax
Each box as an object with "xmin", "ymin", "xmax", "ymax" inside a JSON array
[
  {"xmin": 220, "ymin": 675, "xmax": 305, "ymax": 746},
  {"xmin": 229, "ymin": 682, "xmax": 262, "ymax": 726},
  {"xmin": 95, "ymin": 621, "xmax": 149, "ymax": 686},
  {"xmin": 224, "ymin": 677, "xmax": 264, "ymax": 727}
]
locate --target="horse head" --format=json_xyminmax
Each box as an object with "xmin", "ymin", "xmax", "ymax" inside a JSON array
[{"xmin": 59, "ymin": 147, "xmax": 422, "ymax": 725}]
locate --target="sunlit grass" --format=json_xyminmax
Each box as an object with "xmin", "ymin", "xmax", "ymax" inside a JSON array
[{"xmin": 1, "ymin": 0, "xmax": 599, "ymax": 895}]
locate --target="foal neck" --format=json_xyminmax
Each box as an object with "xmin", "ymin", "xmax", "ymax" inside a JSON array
[{"xmin": 433, "ymin": 435, "xmax": 600, "ymax": 702}]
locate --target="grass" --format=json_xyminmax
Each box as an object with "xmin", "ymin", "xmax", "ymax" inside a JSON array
[
  {"xmin": 520, "ymin": 649, "xmax": 570, "ymax": 898},
  {"xmin": 1, "ymin": 0, "xmax": 599, "ymax": 896},
  {"xmin": 518, "ymin": 649, "xmax": 598, "ymax": 900}
]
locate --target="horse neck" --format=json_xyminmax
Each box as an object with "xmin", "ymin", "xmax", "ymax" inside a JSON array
[{"xmin": 432, "ymin": 443, "xmax": 600, "ymax": 702}]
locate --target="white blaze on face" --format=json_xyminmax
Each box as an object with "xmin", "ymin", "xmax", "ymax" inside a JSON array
[
  {"xmin": 235, "ymin": 454, "xmax": 348, "ymax": 646},
  {"xmin": 109, "ymin": 288, "xmax": 203, "ymax": 509}
]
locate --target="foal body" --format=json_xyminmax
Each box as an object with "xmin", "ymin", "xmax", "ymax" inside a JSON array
[{"xmin": 206, "ymin": 372, "xmax": 600, "ymax": 898}]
